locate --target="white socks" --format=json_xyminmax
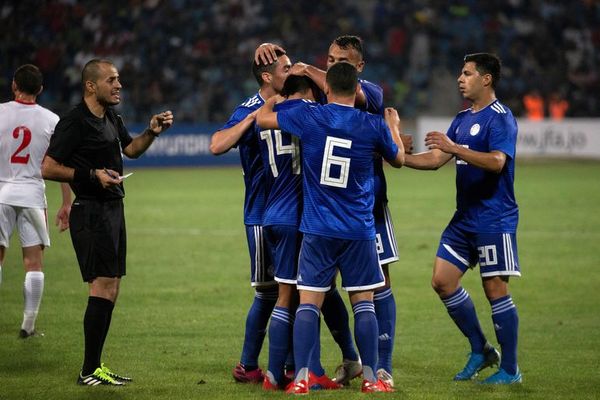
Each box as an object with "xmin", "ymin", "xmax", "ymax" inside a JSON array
[{"xmin": 22, "ymin": 271, "xmax": 44, "ymax": 334}]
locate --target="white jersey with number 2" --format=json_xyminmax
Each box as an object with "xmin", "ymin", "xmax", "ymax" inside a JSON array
[{"xmin": 0, "ymin": 100, "xmax": 59, "ymax": 208}]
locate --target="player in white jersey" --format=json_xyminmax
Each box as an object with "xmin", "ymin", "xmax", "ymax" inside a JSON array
[{"xmin": 0, "ymin": 64, "xmax": 70, "ymax": 338}]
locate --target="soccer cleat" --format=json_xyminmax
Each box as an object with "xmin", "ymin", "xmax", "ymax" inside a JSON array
[
  {"xmin": 77, "ymin": 367, "xmax": 124, "ymax": 386},
  {"xmin": 480, "ymin": 368, "xmax": 522, "ymax": 384},
  {"xmin": 453, "ymin": 344, "xmax": 500, "ymax": 381},
  {"xmin": 361, "ymin": 378, "xmax": 395, "ymax": 393},
  {"xmin": 332, "ymin": 358, "xmax": 362, "ymax": 386},
  {"xmin": 284, "ymin": 365, "xmax": 295, "ymax": 381},
  {"xmin": 285, "ymin": 379, "xmax": 309, "ymax": 395},
  {"xmin": 376, "ymin": 368, "xmax": 394, "ymax": 388},
  {"xmin": 101, "ymin": 363, "xmax": 132, "ymax": 382},
  {"xmin": 263, "ymin": 376, "xmax": 279, "ymax": 391},
  {"xmin": 262, "ymin": 371, "xmax": 291, "ymax": 391},
  {"xmin": 232, "ymin": 362, "xmax": 264, "ymax": 383},
  {"xmin": 19, "ymin": 329, "xmax": 44, "ymax": 339},
  {"xmin": 308, "ymin": 371, "xmax": 341, "ymax": 390}
]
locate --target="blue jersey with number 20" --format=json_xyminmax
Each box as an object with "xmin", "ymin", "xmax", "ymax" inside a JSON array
[{"xmin": 446, "ymin": 100, "xmax": 519, "ymax": 233}]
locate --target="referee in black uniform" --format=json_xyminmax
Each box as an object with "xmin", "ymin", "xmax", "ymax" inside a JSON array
[{"xmin": 42, "ymin": 59, "xmax": 173, "ymax": 386}]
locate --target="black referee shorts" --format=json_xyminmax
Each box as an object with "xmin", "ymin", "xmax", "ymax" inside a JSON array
[{"xmin": 69, "ymin": 198, "xmax": 127, "ymax": 282}]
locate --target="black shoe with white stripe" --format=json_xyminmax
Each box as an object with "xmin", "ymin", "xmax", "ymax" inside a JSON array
[
  {"xmin": 77, "ymin": 367, "xmax": 124, "ymax": 386},
  {"xmin": 19, "ymin": 329, "xmax": 44, "ymax": 339},
  {"xmin": 102, "ymin": 363, "xmax": 132, "ymax": 382}
]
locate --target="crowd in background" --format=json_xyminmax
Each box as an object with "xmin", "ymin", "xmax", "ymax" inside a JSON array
[{"xmin": 1, "ymin": 0, "xmax": 598, "ymax": 122}]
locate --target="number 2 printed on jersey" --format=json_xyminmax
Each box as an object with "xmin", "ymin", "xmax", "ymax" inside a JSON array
[{"xmin": 10, "ymin": 126, "xmax": 32, "ymax": 164}]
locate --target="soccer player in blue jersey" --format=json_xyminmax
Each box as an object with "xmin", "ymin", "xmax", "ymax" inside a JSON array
[
  {"xmin": 257, "ymin": 75, "xmax": 341, "ymax": 390},
  {"xmin": 404, "ymin": 53, "xmax": 522, "ymax": 384},
  {"xmin": 256, "ymin": 36, "xmax": 411, "ymax": 387},
  {"xmin": 210, "ymin": 50, "xmax": 291, "ymax": 384},
  {"xmin": 257, "ymin": 62, "xmax": 405, "ymax": 394}
]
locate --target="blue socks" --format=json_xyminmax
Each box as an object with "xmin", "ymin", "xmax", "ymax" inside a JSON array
[
  {"xmin": 293, "ymin": 304, "xmax": 321, "ymax": 381},
  {"xmin": 353, "ymin": 300, "xmax": 379, "ymax": 382},
  {"xmin": 309, "ymin": 318, "xmax": 325, "ymax": 376},
  {"xmin": 321, "ymin": 288, "xmax": 359, "ymax": 361},
  {"xmin": 374, "ymin": 287, "xmax": 396, "ymax": 373},
  {"xmin": 490, "ymin": 295, "xmax": 519, "ymax": 374},
  {"xmin": 442, "ymin": 287, "xmax": 486, "ymax": 353},
  {"xmin": 267, "ymin": 306, "xmax": 294, "ymax": 384},
  {"xmin": 240, "ymin": 289, "xmax": 277, "ymax": 368}
]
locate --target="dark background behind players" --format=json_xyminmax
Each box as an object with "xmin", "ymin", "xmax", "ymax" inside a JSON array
[{"xmin": 0, "ymin": 1, "xmax": 597, "ymax": 122}]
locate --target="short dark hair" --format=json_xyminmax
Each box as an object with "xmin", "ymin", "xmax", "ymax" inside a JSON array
[
  {"xmin": 280, "ymin": 75, "xmax": 319, "ymax": 99},
  {"xmin": 325, "ymin": 62, "xmax": 358, "ymax": 97},
  {"xmin": 332, "ymin": 35, "xmax": 363, "ymax": 58},
  {"xmin": 252, "ymin": 50, "xmax": 285, "ymax": 86},
  {"xmin": 82, "ymin": 58, "xmax": 114, "ymax": 91},
  {"xmin": 13, "ymin": 64, "xmax": 43, "ymax": 95},
  {"xmin": 464, "ymin": 53, "xmax": 501, "ymax": 89}
]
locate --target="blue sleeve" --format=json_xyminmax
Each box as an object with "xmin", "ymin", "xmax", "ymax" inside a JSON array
[
  {"xmin": 377, "ymin": 118, "xmax": 399, "ymax": 162},
  {"xmin": 219, "ymin": 106, "xmax": 253, "ymax": 131},
  {"xmin": 360, "ymin": 80, "xmax": 384, "ymax": 115},
  {"xmin": 446, "ymin": 117, "xmax": 459, "ymax": 142},
  {"xmin": 277, "ymin": 104, "xmax": 309, "ymax": 139},
  {"xmin": 218, "ymin": 105, "xmax": 255, "ymax": 148},
  {"xmin": 489, "ymin": 115, "xmax": 517, "ymax": 159}
]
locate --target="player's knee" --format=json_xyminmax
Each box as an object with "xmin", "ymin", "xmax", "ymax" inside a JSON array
[
  {"xmin": 23, "ymin": 258, "xmax": 43, "ymax": 272},
  {"xmin": 431, "ymin": 275, "xmax": 450, "ymax": 296},
  {"xmin": 482, "ymin": 276, "xmax": 509, "ymax": 300}
]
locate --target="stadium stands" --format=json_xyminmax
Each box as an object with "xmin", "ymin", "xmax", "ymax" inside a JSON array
[{"xmin": 0, "ymin": 0, "xmax": 598, "ymax": 121}]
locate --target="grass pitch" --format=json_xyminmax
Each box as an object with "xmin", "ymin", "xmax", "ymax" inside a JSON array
[{"xmin": 1, "ymin": 160, "xmax": 599, "ymax": 399}]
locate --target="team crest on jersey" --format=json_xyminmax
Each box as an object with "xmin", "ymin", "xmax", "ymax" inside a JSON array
[{"xmin": 470, "ymin": 123, "xmax": 481, "ymax": 136}]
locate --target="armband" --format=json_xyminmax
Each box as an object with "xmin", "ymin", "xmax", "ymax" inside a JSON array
[
  {"xmin": 73, "ymin": 168, "xmax": 96, "ymax": 183},
  {"xmin": 146, "ymin": 128, "xmax": 159, "ymax": 138}
]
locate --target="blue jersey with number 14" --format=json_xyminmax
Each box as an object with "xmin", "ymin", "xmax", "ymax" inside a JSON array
[
  {"xmin": 256, "ymin": 99, "xmax": 308, "ymax": 227},
  {"xmin": 219, "ymin": 92, "xmax": 267, "ymax": 225},
  {"xmin": 277, "ymin": 102, "xmax": 398, "ymax": 240}
]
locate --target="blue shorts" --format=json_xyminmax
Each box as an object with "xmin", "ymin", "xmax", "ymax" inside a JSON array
[
  {"xmin": 297, "ymin": 233, "xmax": 385, "ymax": 292},
  {"xmin": 264, "ymin": 225, "xmax": 301, "ymax": 284},
  {"xmin": 374, "ymin": 201, "xmax": 399, "ymax": 266},
  {"xmin": 245, "ymin": 225, "xmax": 276, "ymax": 287},
  {"xmin": 437, "ymin": 223, "xmax": 521, "ymax": 277}
]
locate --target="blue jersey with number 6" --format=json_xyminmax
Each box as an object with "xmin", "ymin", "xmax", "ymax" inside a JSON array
[{"xmin": 277, "ymin": 102, "xmax": 398, "ymax": 240}]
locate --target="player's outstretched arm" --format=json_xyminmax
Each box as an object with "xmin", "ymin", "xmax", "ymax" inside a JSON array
[
  {"xmin": 210, "ymin": 110, "xmax": 257, "ymax": 155},
  {"xmin": 404, "ymin": 149, "xmax": 451, "ymax": 170},
  {"xmin": 384, "ymin": 107, "xmax": 405, "ymax": 168},
  {"xmin": 425, "ymin": 131, "xmax": 506, "ymax": 173},
  {"xmin": 400, "ymin": 133, "xmax": 414, "ymax": 154},
  {"xmin": 403, "ymin": 131, "xmax": 454, "ymax": 170},
  {"xmin": 123, "ymin": 111, "xmax": 173, "ymax": 159},
  {"xmin": 290, "ymin": 62, "xmax": 327, "ymax": 91},
  {"xmin": 256, "ymin": 95, "xmax": 284, "ymax": 129}
]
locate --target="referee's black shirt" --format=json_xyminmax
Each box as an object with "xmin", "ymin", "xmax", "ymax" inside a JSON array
[{"xmin": 47, "ymin": 101, "xmax": 133, "ymax": 201}]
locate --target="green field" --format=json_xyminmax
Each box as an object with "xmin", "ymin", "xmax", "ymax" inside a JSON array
[{"xmin": 1, "ymin": 160, "xmax": 599, "ymax": 399}]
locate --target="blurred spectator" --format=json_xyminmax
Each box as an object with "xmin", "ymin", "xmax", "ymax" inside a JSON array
[
  {"xmin": 0, "ymin": 0, "xmax": 598, "ymax": 121},
  {"xmin": 523, "ymin": 90, "xmax": 545, "ymax": 121},
  {"xmin": 548, "ymin": 92, "xmax": 569, "ymax": 120}
]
